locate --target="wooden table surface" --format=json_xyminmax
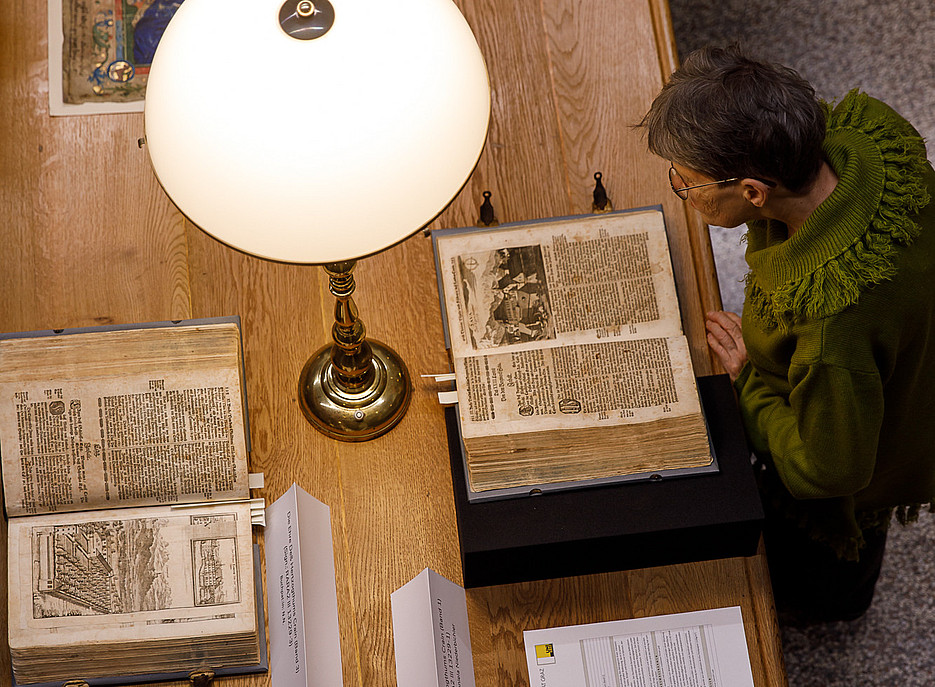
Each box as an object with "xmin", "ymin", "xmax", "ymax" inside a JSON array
[{"xmin": 0, "ymin": 0, "xmax": 786, "ymax": 685}]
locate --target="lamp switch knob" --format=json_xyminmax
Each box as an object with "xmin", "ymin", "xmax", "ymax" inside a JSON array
[{"xmin": 280, "ymin": 0, "xmax": 334, "ymax": 40}]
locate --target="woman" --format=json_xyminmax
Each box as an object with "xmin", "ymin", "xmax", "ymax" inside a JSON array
[{"xmin": 640, "ymin": 45, "xmax": 935, "ymax": 624}]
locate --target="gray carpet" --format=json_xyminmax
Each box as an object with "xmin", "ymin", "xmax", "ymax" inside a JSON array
[{"xmin": 664, "ymin": 1, "xmax": 935, "ymax": 684}]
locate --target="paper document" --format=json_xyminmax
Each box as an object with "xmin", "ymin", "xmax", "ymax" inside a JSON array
[{"xmin": 523, "ymin": 607, "xmax": 754, "ymax": 687}]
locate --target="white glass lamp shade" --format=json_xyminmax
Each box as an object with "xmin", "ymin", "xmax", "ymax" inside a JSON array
[{"xmin": 144, "ymin": 0, "xmax": 490, "ymax": 264}]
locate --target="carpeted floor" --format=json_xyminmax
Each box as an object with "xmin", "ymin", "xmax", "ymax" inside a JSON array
[{"xmin": 664, "ymin": 1, "xmax": 935, "ymax": 684}]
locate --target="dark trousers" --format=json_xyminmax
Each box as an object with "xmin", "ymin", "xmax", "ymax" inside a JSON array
[{"xmin": 763, "ymin": 514, "xmax": 888, "ymax": 625}]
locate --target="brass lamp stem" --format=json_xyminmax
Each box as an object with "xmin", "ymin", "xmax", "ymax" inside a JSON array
[
  {"xmin": 325, "ymin": 261, "xmax": 374, "ymax": 391},
  {"xmin": 298, "ymin": 262, "xmax": 412, "ymax": 441}
]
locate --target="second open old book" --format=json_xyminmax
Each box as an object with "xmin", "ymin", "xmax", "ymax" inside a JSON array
[
  {"xmin": 433, "ymin": 208, "xmax": 714, "ymax": 493},
  {"xmin": 0, "ymin": 320, "xmax": 262, "ymax": 685}
]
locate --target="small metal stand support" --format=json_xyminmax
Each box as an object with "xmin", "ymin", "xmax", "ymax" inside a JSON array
[{"xmin": 189, "ymin": 669, "xmax": 215, "ymax": 687}]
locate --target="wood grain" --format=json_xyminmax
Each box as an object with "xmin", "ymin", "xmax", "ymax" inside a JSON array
[
  {"xmin": 0, "ymin": 1, "xmax": 785, "ymax": 686},
  {"xmin": 0, "ymin": 2, "xmax": 190, "ymax": 331}
]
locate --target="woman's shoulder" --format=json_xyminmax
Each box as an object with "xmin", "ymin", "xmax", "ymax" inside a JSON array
[{"xmin": 828, "ymin": 90, "xmax": 926, "ymax": 147}]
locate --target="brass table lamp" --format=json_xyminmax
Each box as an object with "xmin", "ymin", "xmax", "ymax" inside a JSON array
[{"xmin": 143, "ymin": 0, "xmax": 490, "ymax": 440}]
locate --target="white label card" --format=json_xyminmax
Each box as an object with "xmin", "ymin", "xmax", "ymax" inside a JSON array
[
  {"xmin": 391, "ymin": 568, "xmax": 476, "ymax": 687},
  {"xmin": 265, "ymin": 483, "xmax": 343, "ymax": 687}
]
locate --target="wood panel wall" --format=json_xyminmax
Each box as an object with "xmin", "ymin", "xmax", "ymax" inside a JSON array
[{"xmin": 0, "ymin": 2, "xmax": 778, "ymax": 687}]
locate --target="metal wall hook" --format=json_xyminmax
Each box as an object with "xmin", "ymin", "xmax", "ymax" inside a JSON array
[
  {"xmin": 591, "ymin": 171, "xmax": 613, "ymax": 213},
  {"xmin": 478, "ymin": 190, "xmax": 499, "ymax": 226}
]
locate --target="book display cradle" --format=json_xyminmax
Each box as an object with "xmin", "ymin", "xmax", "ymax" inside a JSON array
[{"xmin": 435, "ymin": 187, "xmax": 762, "ymax": 587}]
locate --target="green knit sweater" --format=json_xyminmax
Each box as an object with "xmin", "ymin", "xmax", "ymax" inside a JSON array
[{"xmin": 735, "ymin": 91, "xmax": 935, "ymax": 560}]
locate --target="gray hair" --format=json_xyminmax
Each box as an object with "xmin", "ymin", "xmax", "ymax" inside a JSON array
[{"xmin": 639, "ymin": 45, "xmax": 826, "ymax": 193}]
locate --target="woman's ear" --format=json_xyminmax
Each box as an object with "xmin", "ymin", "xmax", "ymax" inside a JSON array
[{"xmin": 741, "ymin": 178, "xmax": 772, "ymax": 208}]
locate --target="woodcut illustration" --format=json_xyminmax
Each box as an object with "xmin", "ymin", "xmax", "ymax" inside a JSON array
[
  {"xmin": 456, "ymin": 245, "xmax": 556, "ymax": 349},
  {"xmin": 30, "ymin": 512, "xmax": 242, "ymax": 619}
]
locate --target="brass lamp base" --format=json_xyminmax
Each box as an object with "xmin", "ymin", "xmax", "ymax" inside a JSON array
[
  {"xmin": 298, "ymin": 338, "xmax": 411, "ymax": 441},
  {"xmin": 297, "ymin": 261, "xmax": 411, "ymax": 441}
]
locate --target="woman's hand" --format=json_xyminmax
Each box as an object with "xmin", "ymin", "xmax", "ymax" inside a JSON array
[{"xmin": 705, "ymin": 311, "xmax": 747, "ymax": 381}]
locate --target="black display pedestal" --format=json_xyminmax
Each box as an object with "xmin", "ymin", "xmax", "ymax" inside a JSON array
[{"xmin": 446, "ymin": 374, "xmax": 764, "ymax": 588}]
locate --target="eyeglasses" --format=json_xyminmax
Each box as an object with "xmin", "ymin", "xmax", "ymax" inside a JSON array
[
  {"xmin": 668, "ymin": 164, "xmax": 738, "ymax": 200},
  {"xmin": 668, "ymin": 164, "xmax": 777, "ymax": 200}
]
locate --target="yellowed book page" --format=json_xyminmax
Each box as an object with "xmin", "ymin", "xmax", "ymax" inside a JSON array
[
  {"xmin": 435, "ymin": 209, "xmax": 682, "ymax": 360},
  {"xmin": 0, "ymin": 323, "xmax": 249, "ymax": 517},
  {"xmin": 7, "ymin": 502, "xmax": 256, "ymax": 651},
  {"xmin": 456, "ymin": 335, "xmax": 702, "ymax": 440}
]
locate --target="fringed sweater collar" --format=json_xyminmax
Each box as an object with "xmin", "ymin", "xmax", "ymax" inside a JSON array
[{"xmin": 744, "ymin": 91, "xmax": 931, "ymax": 328}]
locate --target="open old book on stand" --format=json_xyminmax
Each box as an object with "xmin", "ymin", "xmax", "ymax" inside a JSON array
[
  {"xmin": 433, "ymin": 207, "xmax": 717, "ymax": 501},
  {"xmin": 0, "ymin": 318, "xmax": 266, "ymax": 686}
]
